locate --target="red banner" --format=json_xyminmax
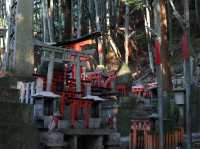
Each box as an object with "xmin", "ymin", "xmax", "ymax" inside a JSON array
[
  {"xmin": 182, "ymin": 32, "xmax": 190, "ymax": 61},
  {"xmin": 154, "ymin": 40, "xmax": 161, "ymax": 65}
]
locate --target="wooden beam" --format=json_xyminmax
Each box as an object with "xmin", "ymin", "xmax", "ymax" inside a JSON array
[{"xmin": 34, "ymin": 40, "xmax": 90, "ymax": 57}]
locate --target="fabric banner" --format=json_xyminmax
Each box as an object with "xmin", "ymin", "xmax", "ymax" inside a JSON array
[
  {"xmin": 182, "ymin": 32, "xmax": 190, "ymax": 61},
  {"xmin": 154, "ymin": 40, "xmax": 161, "ymax": 65}
]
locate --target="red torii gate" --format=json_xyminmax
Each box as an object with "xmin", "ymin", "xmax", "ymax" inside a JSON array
[{"xmin": 130, "ymin": 119, "xmax": 184, "ymax": 149}]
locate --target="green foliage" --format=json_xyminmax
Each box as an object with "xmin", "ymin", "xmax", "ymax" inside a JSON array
[{"xmin": 125, "ymin": 0, "xmax": 143, "ymax": 9}]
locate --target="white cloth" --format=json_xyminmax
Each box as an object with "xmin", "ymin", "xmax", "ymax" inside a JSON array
[{"xmin": 17, "ymin": 81, "xmax": 25, "ymax": 103}]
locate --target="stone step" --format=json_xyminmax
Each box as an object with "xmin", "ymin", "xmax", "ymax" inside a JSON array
[
  {"xmin": 0, "ymin": 123, "xmax": 38, "ymax": 149},
  {"xmin": 0, "ymin": 101, "xmax": 33, "ymax": 124},
  {"xmin": 0, "ymin": 88, "xmax": 20, "ymax": 102}
]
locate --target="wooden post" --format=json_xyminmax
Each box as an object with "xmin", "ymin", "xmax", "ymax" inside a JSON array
[
  {"xmin": 60, "ymin": 93, "xmax": 65, "ymax": 118},
  {"xmin": 71, "ymin": 101, "xmax": 78, "ymax": 128}
]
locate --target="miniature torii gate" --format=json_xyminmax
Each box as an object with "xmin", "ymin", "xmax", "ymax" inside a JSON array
[
  {"xmin": 35, "ymin": 42, "xmax": 99, "ymax": 128},
  {"xmin": 34, "ymin": 41, "xmax": 93, "ymax": 93}
]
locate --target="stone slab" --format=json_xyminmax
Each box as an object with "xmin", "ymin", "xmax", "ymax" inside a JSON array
[
  {"xmin": 40, "ymin": 132, "xmax": 65, "ymax": 147},
  {"xmin": 60, "ymin": 128, "xmax": 115, "ymax": 136}
]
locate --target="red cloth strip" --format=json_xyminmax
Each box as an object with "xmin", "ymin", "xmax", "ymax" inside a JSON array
[
  {"xmin": 182, "ymin": 32, "xmax": 190, "ymax": 61},
  {"xmin": 154, "ymin": 40, "xmax": 161, "ymax": 65}
]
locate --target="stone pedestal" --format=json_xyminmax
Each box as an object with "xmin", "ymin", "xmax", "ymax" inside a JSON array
[
  {"xmin": 0, "ymin": 86, "xmax": 38, "ymax": 149},
  {"xmin": 105, "ymin": 133, "xmax": 121, "ymax": 149},
  {"xmin": 68, "ymin": 136, "xmax": 77, "ymax": 149},
  {"xmin": 40, "ymin": 132, "xmax": 66, "ymax": 149}
]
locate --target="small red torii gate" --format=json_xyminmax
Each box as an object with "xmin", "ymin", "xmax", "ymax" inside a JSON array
[
  {"xmin": 130, "ymin": 119, "xmax": 184, "ymax": 149},
  {"xmin": 70, "ymin": 99, "xmax": 92, "ymax": 128}
]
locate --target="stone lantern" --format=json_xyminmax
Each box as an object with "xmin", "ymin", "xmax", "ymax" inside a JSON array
[
  {"xmin": 32, "ymin": 91, "xmax": 60, "ymax": 128},
  {"xmin": 174, "ymin": 88, "xmax": 185, "ymax": 105},
  {"xmin": 174, "ymin": 88, "xmax": 185, "ymax": 125}
]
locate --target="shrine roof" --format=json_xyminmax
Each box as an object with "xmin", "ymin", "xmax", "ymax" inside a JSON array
[
  {"xmin": 33, "ymin": 91, "xmax": 60, "ymax": 98},
  {"xmin": 53, "ymin": 32, "xmax": 101, "ymax": 47}
]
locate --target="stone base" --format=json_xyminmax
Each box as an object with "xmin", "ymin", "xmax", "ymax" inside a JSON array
[
  {"xmin": 0, "ymin": 124, "xmax": 38, "ymax": 149},
  {"xmin": 40, "ymin": 132, "xmax": 65, "ymax": 148},
  {"xmin": 0, "ymin": 84, "xmax": 38, "ymax": 149}
]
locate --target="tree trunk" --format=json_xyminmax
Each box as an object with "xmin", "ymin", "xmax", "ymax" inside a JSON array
[
  {"xmin": 42, "ymin": 0, "xmax": 48, "ymax": 42},
  {"xmin": 94, "ymin": 0, "xmax": 104, "ymax": 67},
  {"xmin": 47, "ymin": 0, "xmax": 54, "ymax": 42},
  {"xmin": 153, "ymin": 0, "xmax": 171, "ymax": 148},
  {"xmin": 160, "ymin": 0, "xmax": 172, "ymax": 91},
  {"xmin": 195, "ymin": 0, "xmax": 200, "ymax": 30},
  {"xmin": 144, "ymin": 0, "xmax": 154, "ymax": 72},
  {"xmin": 88, "ymin": 0, "xmax": 92, "ymax": 33},
  {"xmin": 124, "ymin": 4, "xmax": 129, "ymax": 64},
  {"xmin": 77, "ymin": 0, "xmax": 82, "ymax": 38},
  {"xmin": 62, "ymin": 0, "xmax": 72, "ymax": 40},
  {"xmin": 81, "ymin": 0, "xmax": 89, "ymax": 35}
]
